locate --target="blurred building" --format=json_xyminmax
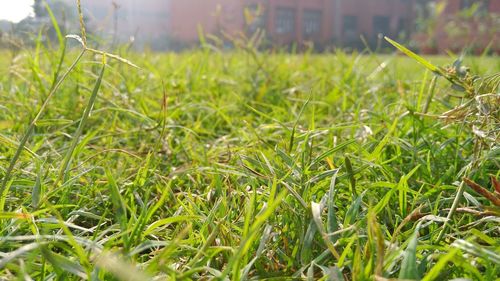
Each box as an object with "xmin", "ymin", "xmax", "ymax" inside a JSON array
[
  {"xmin": 73, "ymin": 0, "xmax": 498, "ymax": 52},
  {"xmin": 74, "ymin": 0, "xmax": 414, "ymax": 49},
  {"xmin": 243, "ymin": 0, "xmax": 414, "ymax": 48},
  {"xmin": 167, "ymin": 0, "xmax": 415, "ymax": 48}
]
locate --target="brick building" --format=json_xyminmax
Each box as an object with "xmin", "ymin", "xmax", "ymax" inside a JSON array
[
  {"xmin": 75, "ymin": 0, "xmax": 415, "ymax": 49},
  {"xmin": 74, "ymin": 0, "xmax": 498, "ymax": 52},
  {"xmin": 167, "ymin": 0, "xmax": 415, "ymax": 48},
  {"xmin": 251, "ymin": 0, "xmax": 414, "ymax": 47}
]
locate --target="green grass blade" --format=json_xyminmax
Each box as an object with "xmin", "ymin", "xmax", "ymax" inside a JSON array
[
  {"xmin": 384, "ymin": 37, "xmax": 442, "ymax": 75},
  {"xmin": 43, "ymin": 1, "xmax": 64, "ymax": 49},
  {"xmin": 301, "ymin": 217, "xmax": 317, "ymax": 266},
  {"xmin": 309, "ymin": 139, "xmax": 356, "ymax": 168},
  {"xmin": 31, "ymin": 162, "xmax": 43, "ymax": 209},
  {"xmin": 327, "ymin": 169, "xmax": 340, "ymax": 242},
  {"xmin": 41, "ymin": 247, "xmax": 87, "ymax": 279},
  {"xmin": 58, "ymin": 63, "xmax": 105, "ymax": 182},
  {"xmin": 105, "ymin": 169, "xmax": 128, "ymax": 235},
  {"xmin": 344, "ymin": 156, "xmax": 357, "ymax": 198},
  {"xmin": 399, "ymin": 230, "xmax": 420, "ymax": 280},
  {"xmin": 452, "ymin": 239, "xmax": 500, "ymax": 265},
  {"xmin": 0, "ymin": 50, "xmax": 86, "ymax": 208},
  {"xmin": 0, "ymin": 242, "xmax": 47, "ymax": 268},
  {"xmin": 422, "ymin": 248, "xmax": 460, "ymax": 281}
]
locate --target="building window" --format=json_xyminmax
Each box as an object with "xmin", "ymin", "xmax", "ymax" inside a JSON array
[
  {"xmin": 373, "ymin": 16, "xmax": 391, "ymax": 37},
  {"xmin": 397, "ymin": 17, "xmax": 409, "ymax": 39},
  {"xmin": 275, "ymin": 7, "xmax": 296, "ymax": 34},
  {"xmin": 397, "ymin": 18, "xmax": 408, "ymax": 31},
  {"xmin": 303, "ymin": 10, "xmax": 322, "ymax": 36},
  {"xmin": 343, "ymin": 15, "xmax": 358, "ymax": 39}
]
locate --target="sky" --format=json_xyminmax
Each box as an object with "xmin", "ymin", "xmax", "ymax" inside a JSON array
[{"xmin": 0, "ymin": 0, "xmax": 33, "ymax": 23}]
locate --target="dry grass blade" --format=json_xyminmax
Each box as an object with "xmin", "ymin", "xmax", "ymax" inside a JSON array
[
  {"xmin": 464, "ymin": 177, "xmax": 500, "ymax": 207},
  {"xmin": 73, "ymin": 0, "xmax": 139, "ymax": 68},
  {"xmin": 86, "ymin": 47, "xmax": 140, "ymax": 69},
  {"xmin": 76, "ymin": 0, "xmax": 87, "ymax": 46},
  {"xmin": 66, "ymin": 34, "xmax": 85, "ymax": 47},
  {"xmin": 491, "ymin": 176, "xmax": 500, "ymax": 194}
]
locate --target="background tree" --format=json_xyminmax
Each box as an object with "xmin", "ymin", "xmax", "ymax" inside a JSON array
[{"xmin": 33, "ymin": 0, "xmax": 48, "ymax": 18}]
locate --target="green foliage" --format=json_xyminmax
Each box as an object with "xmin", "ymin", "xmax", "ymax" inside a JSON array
[
  {"xmin": 0, "ymin": 32, "xmax": 499, "ymax": 281},
  {"xmin": 386, "ymin": 37, "xmax": 499, "ymax": 244}
]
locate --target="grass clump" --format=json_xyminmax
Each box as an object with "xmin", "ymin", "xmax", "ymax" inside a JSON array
[{"xmin": 0, "ymin": 3, "xmax": 499, "ymax": 280}]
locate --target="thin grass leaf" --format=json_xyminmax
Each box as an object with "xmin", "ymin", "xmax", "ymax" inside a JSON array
[
  {"xmin": 86, "ymin": 47, "xmax": 140, "ymax": 69},
  {"xmin": 309, "ymin": 139, "xmax": 356, "ymax": 168},
  {"xmin": 35, "ymin": 119, "xmax": 74, "ymax": 127},
  {"xmin": 41, "ymin": 247, "xmax": 87, "ymax": 279},
  {"xmin": 32, "ymin": 162, "xmax": 42, "ymax": 209},
  {"xmin": 0, "ymin": 242, "xmax": 47, "ymax": 268},
  {"xmin": 399, "ymin": 229, "xmax": 420, "ymax": 280},
  {"xmin": 44, "ymin": 1, "xmax": 64, "ymax": 49},
  {"xmin": 0, "ymin": 50, "xmax": 86, "ymax": 205},
  {"xmin": 222, "ymin": 189, "xmax": 287, "ymax": 280},
  {"xmin": 344, "ymin": 156, "xmax": 357, "ymax": 198},
  {"xmin": 144, "ymin": 216, "xmax": 201, "ymax": 236},
  {"xmin": 369, "ymin": 116, "xmax": 398, "ymax": 162},
  {"xmin": 452, "ymin": 239, "xmax": 500, "ymax": 265},
  {"xmin": 384, "ymin": 37, "xmax": 442, "ymax": 75},
  {"xmin": 186, "ymin": 223, "xmax": 221, "ymax": 269},
  {"xmin": 241, "ymin": 224, "xmax": 273, "ymax": 280},
  {"xmin": 421, "ymin": 248, "xmax": 460, "ymax": 281},
  {"xmin": 344, "ymin": 191, "xmax": 365, "ymax": 227},
  {"xmin": 301, "ymin": 218, "xmax": 317, "ymax": 266},
  {"xmin": 289, "ymin": 98, "xmax": 310, "ymax": 153},
  {"xmin": 367, "ymin": 210, "xmax": 385, "ymax": 277},
  {"xmin": 311, "ymin": 202, "xmax": 340, "ymax": 260},
  {"xmin": 105, "ymin": 169, "xmax": 128, "ymax": 234},
  {"xmin": 327, "ymin": 169, "xmax": 340, "ymax": 243},
  {"xmin": 58, "ymin": 63, "xmax": 105, "ymax": 182}
]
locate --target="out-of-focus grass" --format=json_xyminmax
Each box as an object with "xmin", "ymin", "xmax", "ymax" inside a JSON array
[{"xmin": 0, "ymin": 41, "xmax": 499, "ymax": 280}]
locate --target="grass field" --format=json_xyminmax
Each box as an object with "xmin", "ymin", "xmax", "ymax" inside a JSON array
[{"xmin": 0, "ymin": 37, "xmax": 499, "ymax": 281}]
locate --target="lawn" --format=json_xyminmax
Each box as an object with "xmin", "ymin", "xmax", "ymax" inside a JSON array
[{"xmin": 0, "ymin": 41, "xmax": 499, "ymax": 280}]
